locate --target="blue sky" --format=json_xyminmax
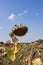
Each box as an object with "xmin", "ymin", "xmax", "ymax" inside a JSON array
[{"xmin": 0, "ymin": 0, "xmax": 43, "ymax": 43}]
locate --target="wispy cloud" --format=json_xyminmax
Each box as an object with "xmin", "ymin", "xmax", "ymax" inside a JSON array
[
  {"xmin": 0, "ymin": 27, "xmax": 3, "ymax": 30},
  {"xmin": 8, "ymin": 13, "xmax": 15, "ymax": 20},
  {"xmin": 18, "ymin": 10, "xmax": 28, "ymax": 16},
  {"xmin": 36, "ymin": 13, "xmax": 39, "ymax": 16}
]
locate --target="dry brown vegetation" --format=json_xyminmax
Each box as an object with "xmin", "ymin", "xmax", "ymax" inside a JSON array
[{"xmin": 0, "ymin": 39, "xmax": 43, "ymax": 65}]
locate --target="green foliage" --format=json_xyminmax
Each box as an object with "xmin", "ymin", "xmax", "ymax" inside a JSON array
[{"xmin": 6, "ymin": 49, "xmax": 15, "ymax": 61}]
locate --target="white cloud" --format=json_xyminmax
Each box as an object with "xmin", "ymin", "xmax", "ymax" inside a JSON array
[
  {"xmin": 8, "ymin": 13, "xmax": 15, "ymax": 20},
  {"xmin": 18, "ymin": 10, "xmax": 28, "ymax": 16},
  {"xmin": 8, "ymin": 10, "xmax": 28, "ymax": 20}
]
